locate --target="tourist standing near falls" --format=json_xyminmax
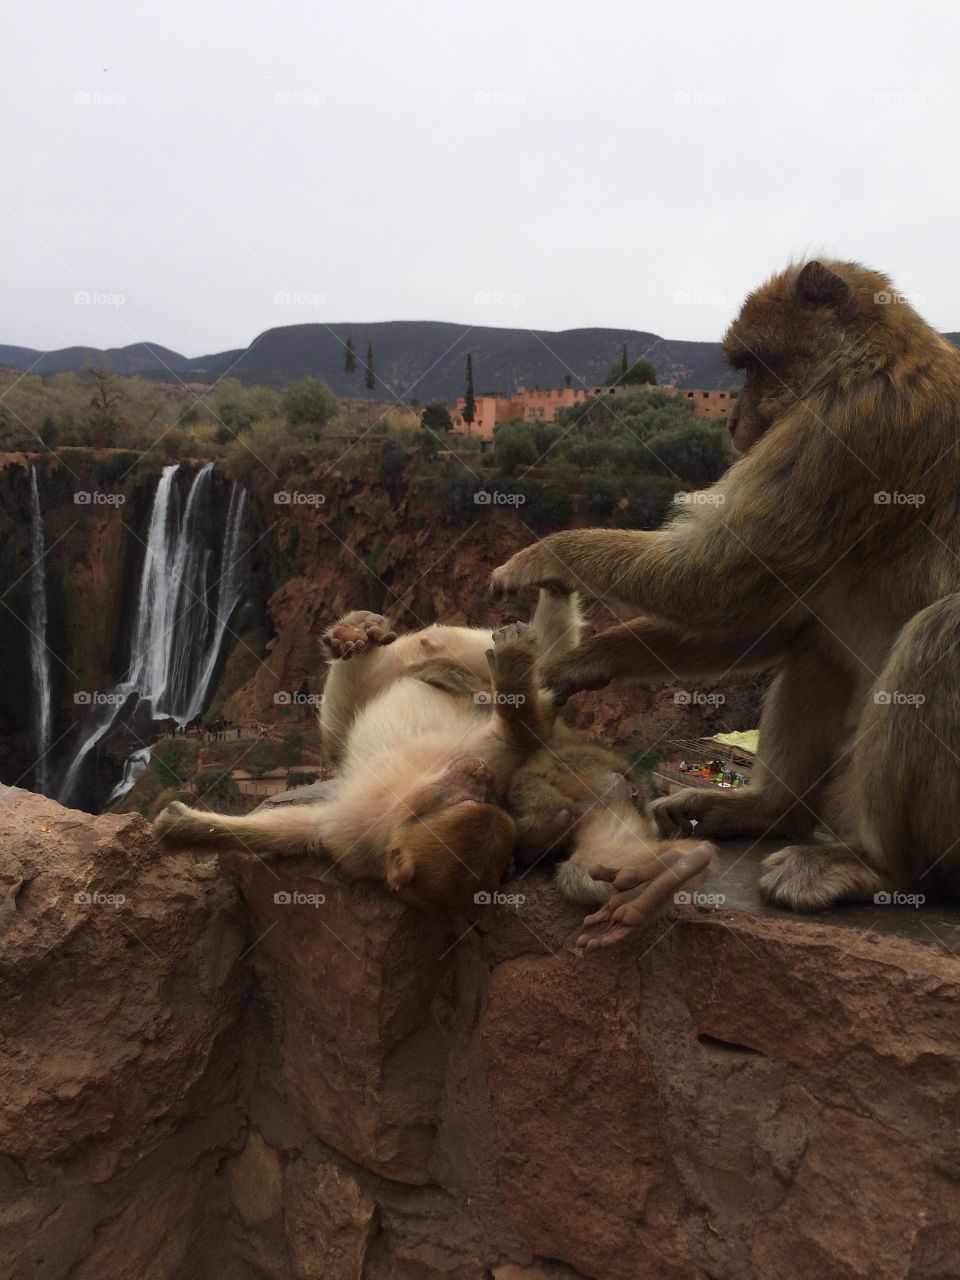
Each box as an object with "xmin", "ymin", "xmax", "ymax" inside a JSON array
[
  {"xmin": 57, "ymin": 463, "xmax": 249, "ymax": 809},
  {"xmin": 28, "ymin": 465, "xmax": 53, "ymax": 796}
]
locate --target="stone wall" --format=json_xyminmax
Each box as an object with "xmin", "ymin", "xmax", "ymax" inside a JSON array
[{"xmin": 2, "ymin": 786, "xmax": 958, "ymax": 1279}]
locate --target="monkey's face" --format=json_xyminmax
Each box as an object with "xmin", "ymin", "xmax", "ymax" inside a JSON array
[
  {"xmin": 722, "ymin": 259, "xmax": 891, "ymax": 453},
  {"xmin": 386, "ymin": 755, "xmax": 516, "ymax": 909}
]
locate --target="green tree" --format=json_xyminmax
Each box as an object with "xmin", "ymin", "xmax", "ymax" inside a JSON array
[
  {"xmin": 365, "ymin": 341, "xmax": 375, "ymax": 392},
  {"xmin": 463, "ymin": 353, "xmax": 476, "ymax": 433},
  {"xmin": 281, "ymin": 377, "xmax": 338, "ymax": 427},
  {"xmin": 494, "ymin": 420, "xmax": 537, "ymax": 474},
  {"xmin": 86, "ymin": 364, "xmax": 124, "ymax": 447},
  {"xmin": 421, "ymin": 402, "xmax": 452, "ymax": 433},
  {"xmin": 606, "ymin": 357, "xmax": 658, "ymax": 386},
  {"xmin": 344, "ymin": 336, "xmax": 356, "ymax": 421}
]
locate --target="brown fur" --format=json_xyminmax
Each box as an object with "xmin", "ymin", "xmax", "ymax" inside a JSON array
[{"xmin": 491, "ymin": 259, "xmax": 960, "ymax": 913}]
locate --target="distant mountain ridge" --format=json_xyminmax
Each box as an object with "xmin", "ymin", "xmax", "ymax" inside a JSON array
[{"xmin": 4, "ymin": 323, "xmax": 960, "ymax": 402}]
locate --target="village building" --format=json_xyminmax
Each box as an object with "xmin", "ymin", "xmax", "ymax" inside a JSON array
[{"xmin": 449, "ymin": 383, "xmax": 736, "ymax": 439}]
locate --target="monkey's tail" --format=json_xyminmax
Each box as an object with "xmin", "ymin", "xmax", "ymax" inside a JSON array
[{"xmin": 153, "ymin": 801, "xmax": 325, "ymax": 857}]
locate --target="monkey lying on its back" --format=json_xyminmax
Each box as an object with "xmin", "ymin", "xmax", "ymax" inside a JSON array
[{"xmin": 155, "ymin": 590, "xmax": 714, "ymax": 947}]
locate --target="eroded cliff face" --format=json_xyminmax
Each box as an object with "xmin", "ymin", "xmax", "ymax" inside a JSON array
[{"xmin": 3, "ymin": 786, "xmax": 959, "ymax": 1280}]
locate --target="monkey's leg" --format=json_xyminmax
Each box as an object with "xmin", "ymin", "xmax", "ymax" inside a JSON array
[
  {"xmin": 320, "ymin": 611, "xmax": 399, "ymax": 765},
  {"xmin": 760, "ymin": 596, "xmax": 960, "ymax": 910},
  {"xmin": 538, "ymin": 617, "xmax": 790, "ymax": 702},
  {"xmin": 154, "ymin": 800, "xmax": 327, "ymax": 858},
  {"xmin": 484, "ymin": 622, "xmax": 556, "ymax": 755},
  {"xmin": 574, "ymin": 840, "xmax": 717, "ymax": 950},
  {"xmin": 652, "ymin": 644, "xmax": 854, "ymax": 842}
]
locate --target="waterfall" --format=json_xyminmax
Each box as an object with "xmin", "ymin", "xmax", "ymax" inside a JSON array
[
  {"xmin": 28, "ymin": 466, "xmax": 53, "ymax": 795},
  {"xmin": 58, "ymin": 464, "xmax": 248, "ymax": 807}
]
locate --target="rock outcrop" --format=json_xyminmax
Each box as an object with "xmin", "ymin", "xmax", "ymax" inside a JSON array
[{"xmin": 2, "ymin": 785, "xmax": 959, "ymax": 1280}]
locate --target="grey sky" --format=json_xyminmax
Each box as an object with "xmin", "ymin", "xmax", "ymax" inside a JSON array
[{"xmin": 3, "ymin": 0, "xmax": 956, "ymax": 357}]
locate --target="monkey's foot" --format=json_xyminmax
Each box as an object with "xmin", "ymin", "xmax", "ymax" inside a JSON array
[
  {"xmin": 758, "ymin": 843, "xmax": 885, "ymax": 913},
  {"xmin": 322, "ymin": 611, "xmax": 397, "ymax": 660},
  {"xmin": 575, "ymin": 839, "xmax": 716, "ymax": 951},
  {"xmin": 650, "ymin": 787, "xmax": 805, "ymax": 841},
  {"xmin": 491, "ymin": 620, "xmax": 538, "ymax": 652}
]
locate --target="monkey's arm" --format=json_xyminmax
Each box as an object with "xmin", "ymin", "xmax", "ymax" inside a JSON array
[
  {"xmin": 320, "ymin": 611, "xmax": 399, "ymax": 765},
  {"xmin": 538, "ymin": 616, "xmax": 793, "ymax": 701},
  {"xmin": 490, "ymin": 432, "xmax": 840, "ymax": 629}
]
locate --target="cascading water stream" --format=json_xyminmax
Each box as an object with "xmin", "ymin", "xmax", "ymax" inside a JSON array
[
  {"xmin": 28, "ymin": 466, "xmax": 53, "ymax": 795},
  {"xmin": 58, "ymin": 463, "xmax": 248, "ymax": 807}
]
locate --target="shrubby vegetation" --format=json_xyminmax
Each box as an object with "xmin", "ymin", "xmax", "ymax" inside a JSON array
[{"xmin": 0, "ymin": 367, "xmax": 731, "ymax": 534}]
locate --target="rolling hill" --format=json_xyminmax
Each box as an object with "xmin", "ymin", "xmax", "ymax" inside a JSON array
[{"xmin": 0, "ymin": 323, "xmax": 735, "ymax": 401}]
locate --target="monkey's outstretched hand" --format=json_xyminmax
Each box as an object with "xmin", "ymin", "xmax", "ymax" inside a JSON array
[
  {"xmin": 575, "ymin": 840, "xmax": 716, "ymax": 951},
  {"xmin": 490, "ymin": 537, "xmax": 577, "ymax": 599}
]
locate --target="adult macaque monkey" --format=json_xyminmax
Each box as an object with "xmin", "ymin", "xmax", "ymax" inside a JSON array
[{"xmin": 491, "ymin": 258, "xmax": 960, "ymax": 925}]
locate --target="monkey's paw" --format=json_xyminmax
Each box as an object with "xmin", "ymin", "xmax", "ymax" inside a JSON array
[
  {"xmin": 489, "ymin": 544, "xmax": 574, "ymax": 599},
  {"xmin": 322, "ymin": 611, "xmax": 397, "ymax": 660},
  {"xmin": 491, "ymin": 621, "xmax": 538, "ymax": 652}
]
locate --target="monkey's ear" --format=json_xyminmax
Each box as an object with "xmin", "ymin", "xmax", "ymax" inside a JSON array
[
  {"xmin": 385, "ymin": 846, "xmax": 415, "ymax": 892},
  {"xmin": 795, "ymin": 261, "xmax": 853, "ymax": 311}
]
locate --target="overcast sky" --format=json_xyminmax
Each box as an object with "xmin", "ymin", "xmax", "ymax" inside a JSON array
[{"xmin": 3, "ymin": 0, "xmax": 956, "ymax": 356}]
